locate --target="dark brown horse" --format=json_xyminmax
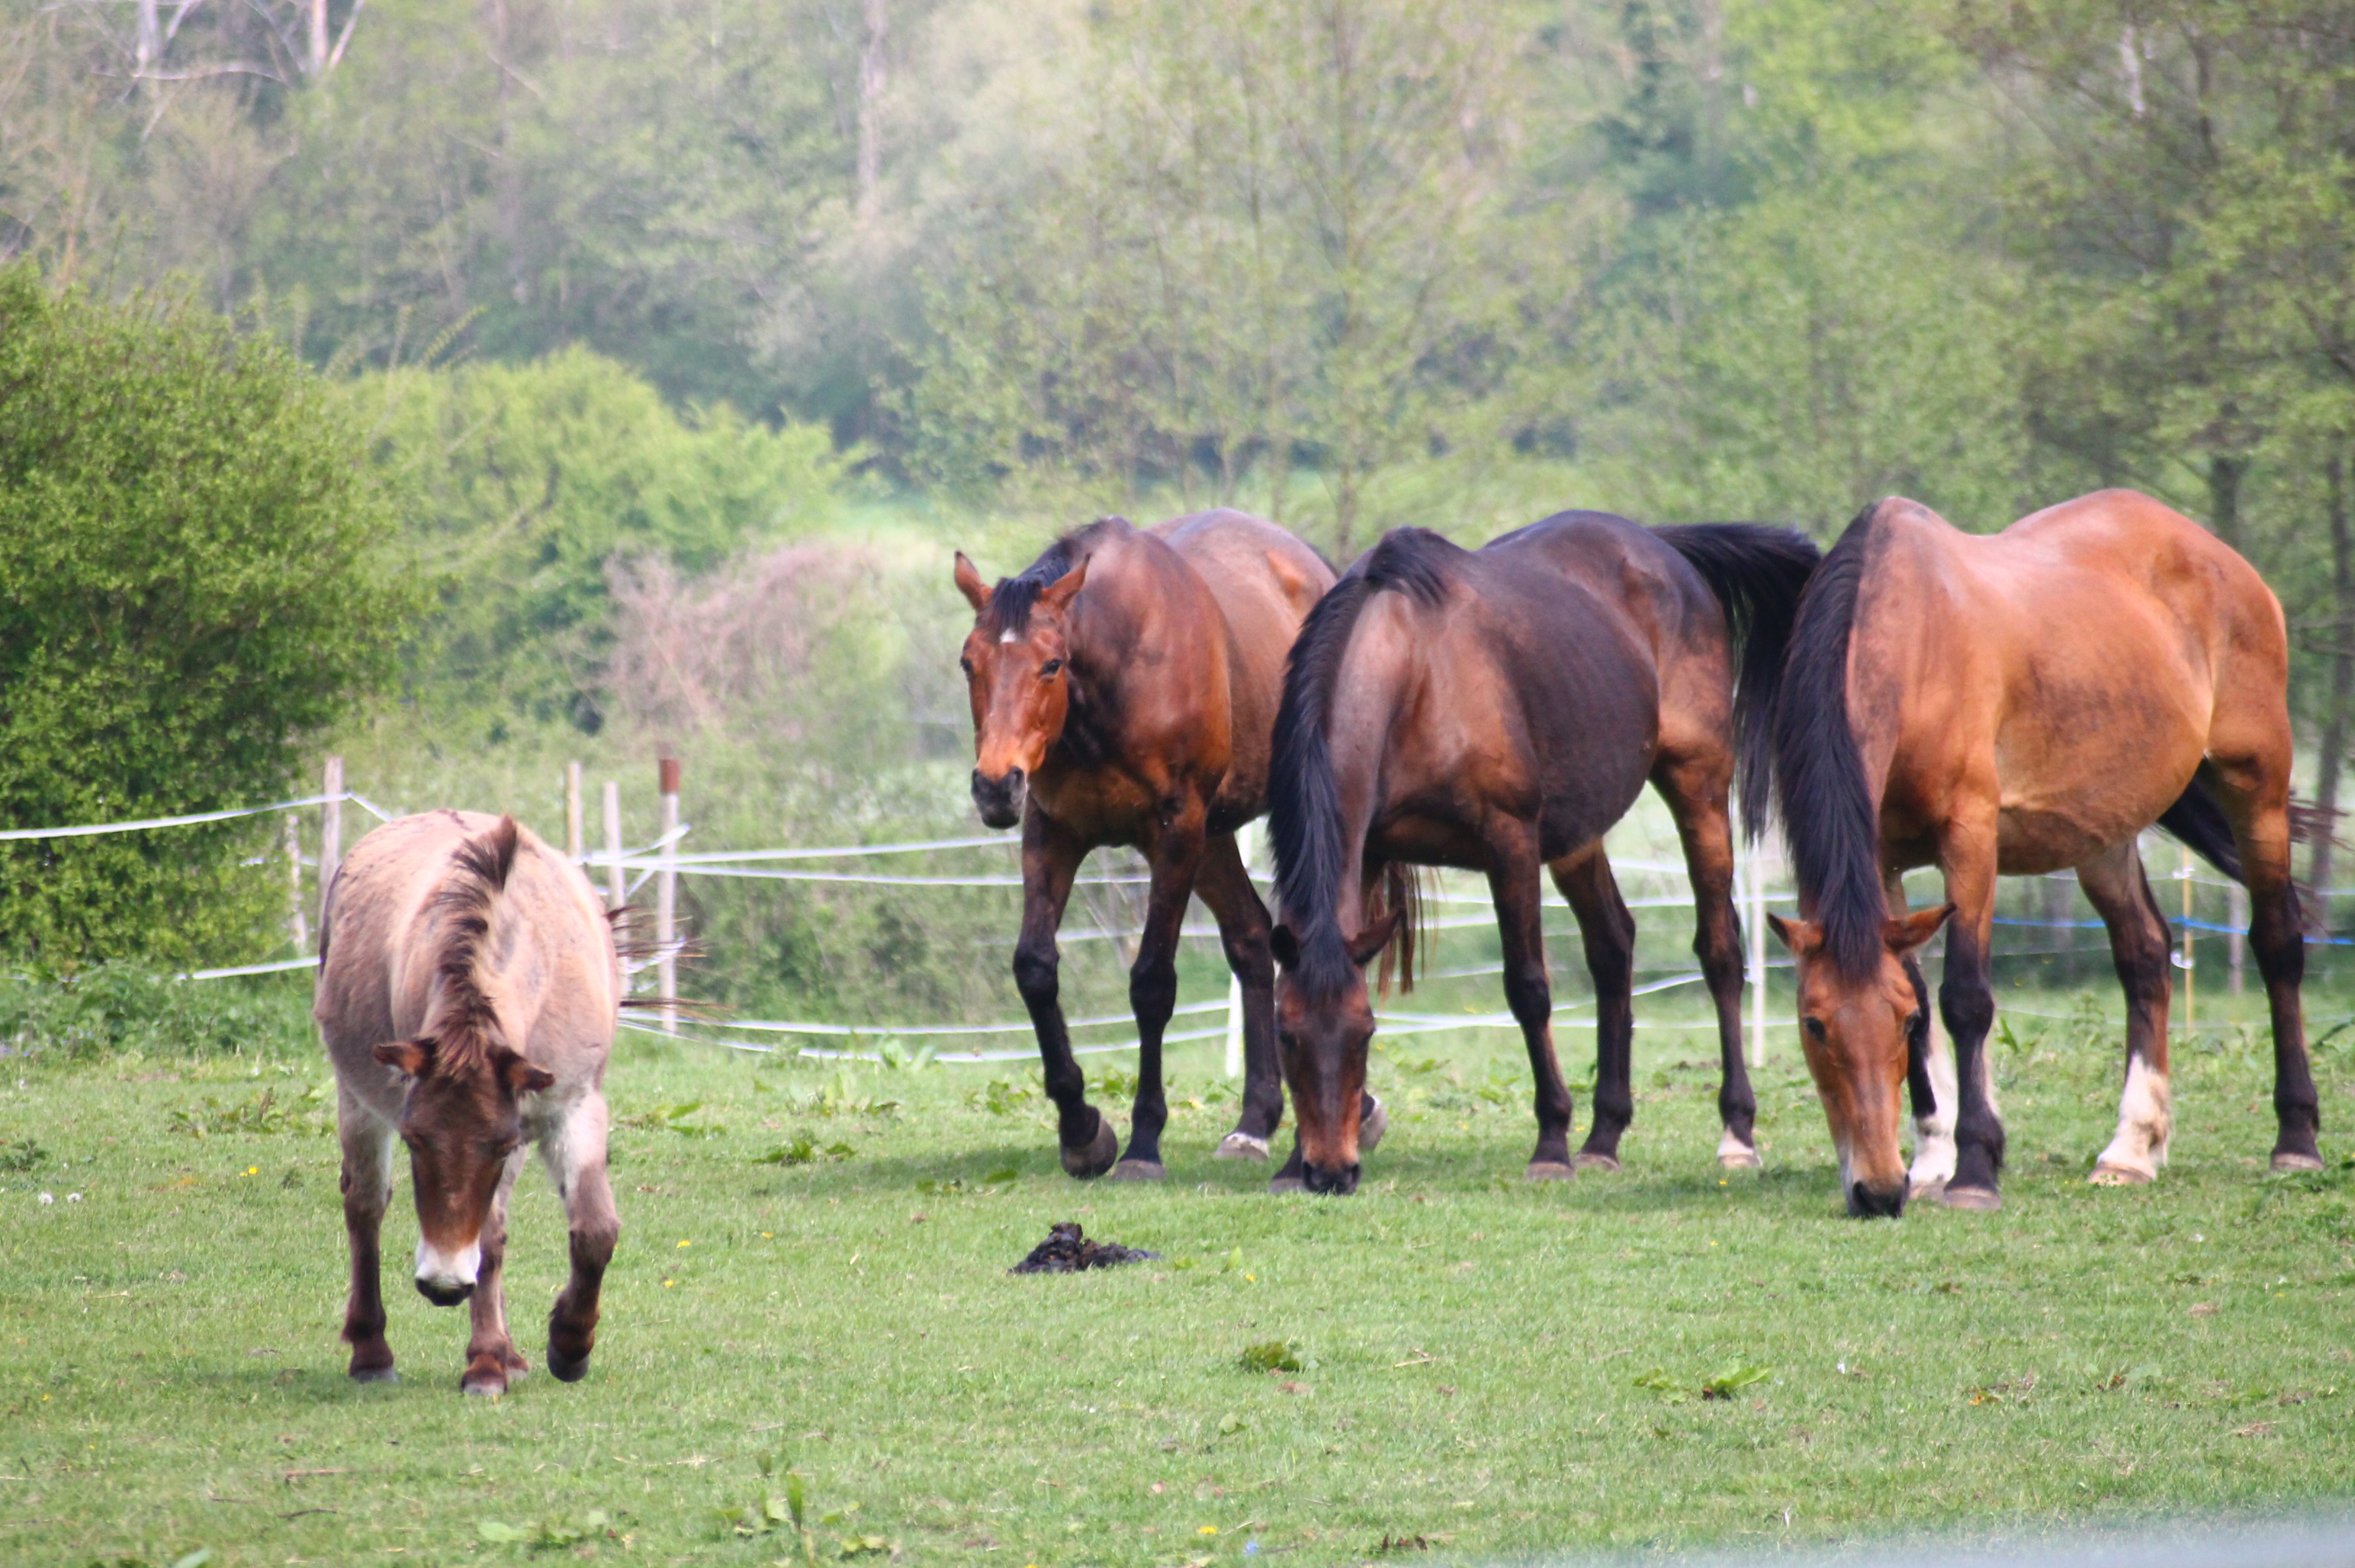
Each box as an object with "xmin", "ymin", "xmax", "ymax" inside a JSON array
[
  {"xmin": 954, "ymin": 511, "xmax": 1348, "ymax": 1181},
  {"xmin": 316, "ymin": 811, "xmax": 622, "ymax": 1394},
  {"xmin": 1267, "ymin": 513, "xmax": 1819, "ymax": 1194},
  {"xmin": 1766, "ymin": 490, "xmax": 2320, "ymax": 1217}
]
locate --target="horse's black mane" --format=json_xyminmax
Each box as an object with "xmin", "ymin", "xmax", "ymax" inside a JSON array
[
  {"xmin": 983, "ymin": 518, "xmax": 1126, "ymax": 638},
  {"xmin": 1770, "ymin": 502, "xmax": 1886, "ymax": 981},
  {"xmin": 1270, "ymin": 529, "xmax": 1457, "ymax": 1001}
]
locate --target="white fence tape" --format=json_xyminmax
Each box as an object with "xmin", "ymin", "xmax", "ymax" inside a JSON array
[{"xmin": 0, "ymin": 792, "xmax": 353, "ymax": 842}]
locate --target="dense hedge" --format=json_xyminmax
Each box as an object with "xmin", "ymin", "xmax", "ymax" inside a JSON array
[{"xmin": 0, "ymin": 266, "xmax": 415, "ymax": 968}]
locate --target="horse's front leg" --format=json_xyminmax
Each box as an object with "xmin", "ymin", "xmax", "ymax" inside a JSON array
[
  {"xmin": 1014, "ymin": 808, "xmax": 1113, "ymax": 1178},
  {"xmin": 1491, "ymin": 831, "xmax": 1575, "ymax": 1181},
  {"xmin": 1549, "ymin": 843, "xmax": 1634, "ymax": 1171},
  {"xmin": 1113, "ymin": 805, "xmax": 1207, "ymax": 1180},
  {"xmin": 545, "ymin": 1090, "xmax": 620, "ymax": 1383},
  {"xmin": 1894, "ymin": 868, "xmax": 1956, "ymax": 1200},
  {"xmin": 337, "ymin": 1090, "xmax": 399, "ymax": 1383},
  {"xmin": 1937, "ymin": 824, "xmax": 2006, "ymax": 1210},
  {"xmin": 461, "ymin": 1149, "xmax": 529, "ymax": 1396},
  {"xmin": 1192, "ymin": 829, "xmax": 1284, "ymax": 1160}
]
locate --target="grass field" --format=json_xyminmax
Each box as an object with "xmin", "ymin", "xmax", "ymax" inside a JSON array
[{"xmin": 4, "ymin": 976, "xmax": 2353, "ymax": 1568}]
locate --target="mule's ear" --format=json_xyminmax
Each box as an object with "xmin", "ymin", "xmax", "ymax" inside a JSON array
[
  {"xmin": 1036, "ymin": 556, "xmax": 1090, "ymax": 613},
  {"xmin": 374, "ymin": 1038, "xmax": 434, "ymax": 1078},
  {"xmin": 1347, "ymin": 909, "xmax": 1402, "ymax": 969},
  {"xmin": 1268, "ymin": 924, "xmax": 1300, "ymax": 971},
  {"xmin": 953, "ymin": 551, "xmax": 991, "ymax": 614},
  {"xmin": 1885, "ymin": 902, "xmax": 1955, "ymax": 953},
  {"xmin": 1765, "ymin": 914, "xmax": 1821, "ymax": 957},
  {"xmin": 495, "ymin": 1049, "xmax": 556, "ymax": 1097}
]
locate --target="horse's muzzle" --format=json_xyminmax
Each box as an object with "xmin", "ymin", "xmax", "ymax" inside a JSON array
[
  {"xmin": 972, "ymin": 766, "xmax": 1026, "ymax": 828},
  {"xmin": 1847, "ymin": 1178, "xmax": 1907, "ymax": 1219},
  {"xmin": 1303, "ymin": 1160, "xmax": 1361, "ymax": 1197}
]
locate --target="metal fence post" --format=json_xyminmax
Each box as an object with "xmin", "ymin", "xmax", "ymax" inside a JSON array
[
  {"xmin": 658, "ymin": 757, "xmax": 680, "ymax": 1035},
  {"xmin": 284, "ymin": 811, "xmax": 307, "ymax": 953},
  {"xmin": 602, "ymin": 780, "xmax": 625, "ymax": 914},
  {"xmin": 319, "ymin": 754, "xmax": 342, "ymax": 943},
  {"xmin": 1744, "ymin": 837, "xmax": 1768, "ymax": 1068},
  {"xmin": 1225, "ymin": 821, "xmax": 1256, "ymax": 1078}
]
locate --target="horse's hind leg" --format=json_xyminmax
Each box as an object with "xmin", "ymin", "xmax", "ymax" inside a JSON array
[
  {"xmin": 1490, "ymin": 828, "xmax": 1576, "ymax": 1181},
  {"xmin": 1014, "ymin": 810, "xmax": 1117, "ymax": 1178},
  {"xmin": 1110, "ymin": 805, "xmax": 1208, "ymax": 1181},
  {"xmin": 1550, "ymin": 843, "xmax": 1634, "ymax": 1171},
  {"xmin": 1193, "ymin": 830, "xmax": 1284, "ymax": 1161},
  {"xmin": 336, "ymin": 1088, "xmax": 398, "ymax": 1383},
  {"xmin": 545, "ymin": 1089, "xmax": 619, "ymax": 1383},
  {"xmin": 1652, "ymin": 750, "xmax": 1759, "ymax": 1167},
  {"xmin": 462, "ymin": 1149, "xmax": 530, "ymax": 1396},
  {"xmin": 2201, "ymin": 757, "xmax": 2322, "ymax": 1168},
  {"xmin": 2077, "ymin": 840, "xmax": 2176, "ymax": 1184}
]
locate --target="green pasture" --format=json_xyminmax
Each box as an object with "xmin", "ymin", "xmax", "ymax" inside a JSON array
[{"xmin": 4, "ymin": 975, "xmax": 2353, "ymax": 1568}]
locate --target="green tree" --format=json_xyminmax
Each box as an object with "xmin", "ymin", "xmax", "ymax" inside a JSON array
[{"xmin": 0, "ymin": 266, "xmax": 413, "ymax": 966}]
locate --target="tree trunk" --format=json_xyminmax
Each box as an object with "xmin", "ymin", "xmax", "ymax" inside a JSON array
[
  {"xmin": 2310, "ymin": 448, "xmax": 2351, "ymax": 935},
  {"xmin": 856, "ymin": 0, "xmax": 888, "ymax": 220},
  {"xmin": 2207, "ymin": 451, "xmax": 2246, "ymax": 554},
  {"xmin": 308, "ymin": 0, "xmax": 329, "ymax": 76}
]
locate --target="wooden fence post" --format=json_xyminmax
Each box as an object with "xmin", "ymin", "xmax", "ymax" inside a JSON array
[
  {"xmin": 602, "ymin": 780, "xmax": 625, "ymax": 914},
  {"xmin": 284, "ymin": 812, "xmax": 307, "ymax": 953},
  {"xmin": 319, "ymin": 754, "xmax": 342, "ymax": 943},
  {"xmin": 564, "ymin": 761, "xmax": 584, "ymax": 862},
  {"xmin": 658, "ymin": 757, "xmax": 680, "ymax": 1035}
]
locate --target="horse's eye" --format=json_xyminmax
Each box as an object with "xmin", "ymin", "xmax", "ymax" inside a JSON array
[
  {"xmin": 1803, "ymin": 1016, "xmax": 1828, "ymax": 1041},
  {"xmin": 958, "ymin": 657, "xmax": 974, "ymax": 676},
  {"xmin": 1039, "ymin": 658, "xmax": 1064, "ymax": 679}
]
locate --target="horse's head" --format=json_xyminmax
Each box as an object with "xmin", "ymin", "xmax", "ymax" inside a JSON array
[
  {"xmin": 1268, "ymin": 911, "xmax": 1400, "ymax": 1195},
  {"xmin": 374, "ymin": 1035, "xmax": 552, "ymax": 1303},
  {"xmin": 953, "ymin": 551, "xmax": 1089, "ymax": 829},
  {"xmin": 1769, "ymin": 904, "xmax": 1952, "ymax": 1217}
]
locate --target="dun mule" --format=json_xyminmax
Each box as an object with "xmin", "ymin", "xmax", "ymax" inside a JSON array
[
  {"xmin": 954, "ymin": 511, "xmax": 1368, "ymax": 1183},
  {"xmin": 1267, "ymin": 513, "xmax": 1819, "ymax": 1194},
  {"xmin": 1767, "ymin": 490, "xmax": 2321, "ymax": 1217},
  {"xmin": 316, "ymin": 811, "xmax": 622, "ymax": 1393}
]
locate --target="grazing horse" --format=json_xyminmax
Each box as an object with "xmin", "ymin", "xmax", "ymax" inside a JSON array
[
  {"xmin": 1266, "ymin": 513, "xmax": 1820, "ymax": 1194},
  {"xmin": 316, "ymin": 811, "xmax": 622, "ymax": 1394},
  {"xmin": 1765, "ymin": 490, "xmax": 2321, "ymax": 1218},
  {"xmin": 954, "ymin": 511, "xmax": 1361, "ymax": 1183}
]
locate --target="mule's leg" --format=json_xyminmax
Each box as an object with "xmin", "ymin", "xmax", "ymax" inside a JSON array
[
  {"xmin": 1193, "ymin": 831, "xmax": 1284, "ymax": 1161},
  {"xmin": 1937, "ymin": 823, "xmax": 2007, "ymax": 1210},
  {"xmin": 2077, "ymin": 841, "xmax": 2177, "ymax": 1184},
  {"xmin": 2202, "ymin": 763, "xmax": 2322, "ymax": 1168},
  {"xmin": 461, "ymin": 1149, "xmax": 530, "ymax": 1395},
  {"xmin": 545, "ymin": 1089, "xmax": 620, "ymax": 1383},
  {"xmin": 1490, "ymin": 833, "xmax": 1575, "ymax": 1181},
  {"xmin": 337, "ymin": 1088, "xmax": 399, "ymax": 1383},
  {"xmin": 1653, "ymin": 755, "xmax": 1759, "ymax": 1167},
  {"xmin": 1112, "ymin": 806, "xmax": 1207, "ymax": 1181},
  {"xmin": 1014, "ymin": 808, "xmax": 1116, "ymax": 1178},
  {"xmin": 1549, "ymin": 843, "xmax": 1634, "ymax": 1171}
]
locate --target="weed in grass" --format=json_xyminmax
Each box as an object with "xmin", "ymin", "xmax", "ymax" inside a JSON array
[
  {"xmin": 1240, "ymin": 1341, "xmax": 1309, "ymax": 1374},
  {"xmin": 0, "ymin": 1136, "xmax": 47, "ymax": 1171},
  {"xmin": 619, "ymin": 1099, "xmax": 724, "ymax": 1136},
  {"xmin": 166, "ymin": 1085, "xmax": 329, "ymax": 1139},
  {"xmin": 760, "ymin": 1133, "xmax": 857, "ymax": 1165}
]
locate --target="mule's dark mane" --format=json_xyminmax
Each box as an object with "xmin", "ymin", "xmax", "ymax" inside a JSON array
[
  {"xmin": 982, "ymin": 517, "xmax": 1126, "ymax": 638},
  {"xmin": 423, "ymin": 815, "xmax": 521, "ymax": 1067},
  {"xmin": 1770, "ymin": 503, "xmax": 1886, "ymax": 980},
  {"xmin": 1270, "ymin": 529, "xmax": 1457, "ymax": 1001}
]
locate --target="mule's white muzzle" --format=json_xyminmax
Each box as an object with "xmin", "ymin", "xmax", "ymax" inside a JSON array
[{"xmin": 415, "ymin": 1237, "xmax": 482, "ymax": 1304}]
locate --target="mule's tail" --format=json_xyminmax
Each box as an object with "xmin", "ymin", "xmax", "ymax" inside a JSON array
[
  {"xmin": 1653, "ymin": 523, "xmax": 1822, "ymax": 837},
  {"xmin": 420, "ymin": 815, "xmax": 522, "ymax": 1061},
  {"xmin": 2158, "ymin": 773, "xmax": 2244, "ymax": 884}
]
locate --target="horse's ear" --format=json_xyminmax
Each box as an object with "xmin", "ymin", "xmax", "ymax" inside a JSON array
[
  {"xmin": 1268, "ymin": 924, "xmax": 1300, "ymax": 971},
  {"xmin": 1036, "ymin": 557, "xmax": 1090, "ymax": 613},
  {"xmin": 374, "ymin": 1038, "xmax": 435, "ymax": 1078},
  {"xmin": 1765, "ymin": 914, "xmax": 1820, "ymax": 958},
  {"xmin": 495, "ymin": 1048, "xmax": 555, "ymax": 1097},
  {"xmin": 1885, "ymin": 902, "xmax": 1955, "ymax": 953},
  {"xmin": 953, "ymin": 552, "xmax": 991, "ymax": 614},
  {"xmin": 1347, "ymin": 909, "xmax": 1402, "ymax": 969}
]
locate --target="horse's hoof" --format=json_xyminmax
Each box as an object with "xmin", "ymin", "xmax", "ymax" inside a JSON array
[
  {"xmin": 1059, "ymin": 1116, "xmax": 1120, "ymax": 1179},
  {"xmin": 1525, "ymin": 1160, "xmax": 1577, "ymax": 1183},
  {"xmin": 2272, "ymin": 1150, "xmax": 2326, "ymax": 1173},
  {"xmin": 1213, "ymin": 1131, "xmax": 1271, "ymax": 1162},
  {"xmin": 1942, "ymin": 1185, "xmax": 2002, "ymax": 1212},
  {"xmin": 2090, "ymin": 1162, "xmax": 2153, "ymax": 1186},
  {"xmin": 1359, "ymin": 1096, "xmax": 1388, "ymax": 1154},
  {"xmin": 461, "ymin": 1372, "xmax": 509, "ymax": 1398},
  {"xmin": 1907, "ymin": 1177, "xmax": 1949, "ymax": 1203},
  {"xmin": 1717, "ymin": 1145, "xmax": 1762, "ymax": 1171},
  {"xmin": 1268, "ymin": 1171, "xmax": 1306, "ymax": 1195},
  {"xmin": 348, "ymin": 1364, "xmax": 397, "ymax": 1385},
  {"xmin": 1110, "ymin": 1158, "xmax": 1166, "ymax": 1183},
  {"xmin": 547, "ymin": 1348, "xmax": 591, "ymax": 1383},
  {"xmin": 1571, "ymin": 1152, "xmax": 1621, "ymax": 1173}
]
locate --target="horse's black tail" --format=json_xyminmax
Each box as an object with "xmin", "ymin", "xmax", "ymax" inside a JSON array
[
  {"xmin": 1654, "ymin": 523, "xmax": 1823, "ymax": 838},
  {"xmin": 2157, "ymin": 772, "xmax": 2244, "ymax": 884}
]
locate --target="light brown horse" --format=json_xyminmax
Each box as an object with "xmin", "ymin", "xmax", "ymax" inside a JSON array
[
  {"xmin": 316, "ymin": 811, "xmax": 622, "ymax": 1393},
  {"xmin": 954, "ymin": 511, "xmax": 1349, "ymax": 1183},
  {"xmin": 1767, "ymin": 490, "xmax": 2321, "ymax": 1217}
]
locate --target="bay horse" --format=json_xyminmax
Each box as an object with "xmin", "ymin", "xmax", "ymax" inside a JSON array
[
  {"xmin": 1766, "ymin": 490, "xmax": 2321, "ymax": 1217},
  {"xmin": 1266, "ymin": 512, "xmax": 1819, "ymax": 1194},
  {"xmin": 954, "ymin": 511, "xmax": 1370, "ymax": 1184},
  {"xmin": 315, "ymin": 811, "xmax": 622, "ymax": 1394}
]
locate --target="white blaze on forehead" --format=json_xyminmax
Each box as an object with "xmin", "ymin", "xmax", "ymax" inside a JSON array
[
  {"xmin": 999, "ymin": 629, "xmax": 1020, "ymax": 643},
  {"xmin": 416, "ymin": 1236, "xmax": 482, "ymax": 1289}
]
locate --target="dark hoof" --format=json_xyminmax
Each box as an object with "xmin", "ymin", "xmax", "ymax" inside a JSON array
[
  {"xmin": 1942, "ymin": 1184, "xmax": 2002, "ymax": 1212},
  {"xmin": 1525, "ymin": 1161, "xmax": 1577, "ymax": 1183},
  {"xmin": 1213, "ymin": 1131, "xmax": 1271, "ymax": 1162},
  {"xmin": 1359, "ymin": 1096, "xmax": 1388, "ymax": 1154},
  {"xmin": 547, "ymin": 1347, "xmax": 591, "ymax": 1383},
  {"xmin": 2272, "ymin": 1150, "xmax": 2325, "ymax": 1173},
  {"xmin": 348, "ymin": 1364, "xmax": 397, "ymax": 1385},
  {"xmin": 1059, "ymin": 1114, "xmax": 1120, "ymax": 1179},
  {"xmin": 1110, "ymin": 1158, "xmax": 1166, "ymax": 1183},
  {"xmin": 1907, "ymin": 1176, "xmax": 1949, "ymax": 1203},
  {"xmin": 1571, "ymin": 1152, "xmax": 1621, "ymax": 1173}
]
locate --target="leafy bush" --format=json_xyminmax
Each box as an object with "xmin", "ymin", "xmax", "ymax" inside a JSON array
[
  {"xmin": 0, "ymin": 266, "xmax": 414, "ymax": 967},
  {"xmin": 0, "ymin": 966, "xmax": 316, "ymax": 1061}
]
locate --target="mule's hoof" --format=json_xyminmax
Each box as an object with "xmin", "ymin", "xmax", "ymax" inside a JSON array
[
  {"xmin": 1059, "ymin": 1116, "xmax": 1120, "ymax": 1179},
  {"xmin": 1268, "ymin": 1171, "xmax": 1306, "ymax": 1195},
  {"xmin": 1525, "ymin": 1160, "xmax": 1577, "ymax": 1183},
  {"xmin": 1571, "ymin": 1152, "xmax": 1621, "ymax": 1173},
  {"xmin": 461, "ymin": 1372, "xmax": 509, "ymax": 1398},
  {"xmin": 1359, "ymin": 1096, "xmax": 1388, "ymax": 1154},
  {"xmin": 1717, "ymin": 1146, "xmax": 1762, "ymax": 1171},
  {"xmin": 1942, "ymin": 1185, "xmax": 2002, "ymax": 1212},
  {"xmin": 1214, "ymin": 1131, "xmax": 1271, "ymax": 1162},
  {"xmin": 547, "ymin": 1348, "xmax": 591, "ymax": 1383},
  {"xmin": 2090, "ymin": 1162, "xmax": 2153, "ymax": 1187},
  {"xmin": 1110, "ymin": 1158, "xmax": 1166, "ymax": 1183},
  {"xmin": 1907, "ymin": 1177, "xmax": 1949, "ymax": 1203},
  {"xmin": 2272, "ymin": 1150, "xmax": 2326, "ymax": 1173},
  {"xmin": 348, "ymin": 1364, "xmax": 398, "ymax": 1384}
]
